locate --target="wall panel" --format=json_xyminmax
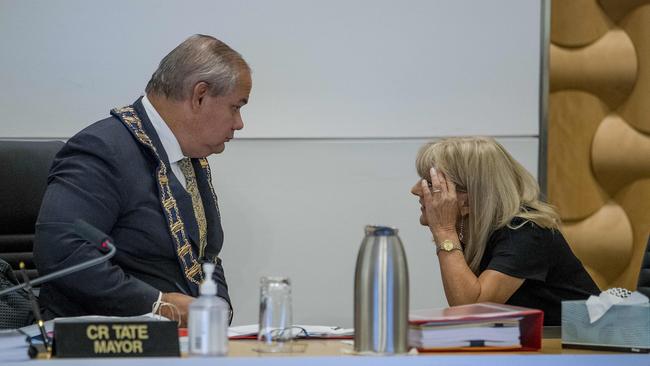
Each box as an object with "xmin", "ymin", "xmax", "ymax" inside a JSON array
[{"xmin": 549, "ymin": 0, "xmax": 650, "ymax": 290}]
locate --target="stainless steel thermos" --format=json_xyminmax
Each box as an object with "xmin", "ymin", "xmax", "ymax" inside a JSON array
[{"xmin": 354, "ymin": 225, "xmax": 409, "ymax": 354}]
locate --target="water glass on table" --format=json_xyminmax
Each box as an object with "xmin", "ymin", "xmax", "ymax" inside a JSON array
[{"xmin": 256, "ymin": 276, "xmax": 293, "ymax": 352}]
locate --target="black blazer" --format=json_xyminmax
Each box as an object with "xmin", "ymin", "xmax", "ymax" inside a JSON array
[{"xmin": 34, "ymin": 98, "xmax": 229, "ymax": 318}]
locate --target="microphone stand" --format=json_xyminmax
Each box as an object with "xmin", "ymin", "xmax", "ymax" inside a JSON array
[
  {"xmin": 18, "ymin": 262, "xmax": 51, "ymax": 356},
  {"xmin": 0, "ymin": 241, "xmax": 115, "ymax": 297}
]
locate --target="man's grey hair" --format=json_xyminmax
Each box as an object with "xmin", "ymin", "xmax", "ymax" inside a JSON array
[{"xmin": 146, "ymin": 34, "xmax": 250, "ymax": 100}]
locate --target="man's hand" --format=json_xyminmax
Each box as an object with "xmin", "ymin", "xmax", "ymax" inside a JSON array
[{"xmin": 160, "ymin": 292, "xmax": 195, "ymax": 327}]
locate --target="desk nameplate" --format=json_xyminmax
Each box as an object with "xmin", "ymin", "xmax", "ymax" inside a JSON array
[{"xmin": 54, "ymin": 319, "xmax": 179, "ymax": 358}]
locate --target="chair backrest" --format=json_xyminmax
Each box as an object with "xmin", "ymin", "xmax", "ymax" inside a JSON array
[
  {"xmin": 0, "ymin": 258, "xmax": 32, "ymax": 329},
  {"xmin": 0, "ymin": 140, "xmax": 64, "ymax": 280},
  {"xmin": 638, "ymin": 235, "xmax": 650, "ymax": 298}
]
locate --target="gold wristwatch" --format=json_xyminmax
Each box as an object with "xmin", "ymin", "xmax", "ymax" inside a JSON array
[{"xmin": 436, "ymin": 239, "xmax": 463, "ymax": 254}]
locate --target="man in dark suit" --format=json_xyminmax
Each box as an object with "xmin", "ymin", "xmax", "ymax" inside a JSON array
[{"xmin": 34, "ymin": 34, "xmax": 252, "ymax": 326}]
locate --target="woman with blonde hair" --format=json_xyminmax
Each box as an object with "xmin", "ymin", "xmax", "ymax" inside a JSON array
[{"xmin": 411, "ymin": 137, "xmax": 598, "ymax": 325}]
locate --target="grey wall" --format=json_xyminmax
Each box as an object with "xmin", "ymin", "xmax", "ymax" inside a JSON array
[{"xmin": 0, "ymin": 0, "xmax": 542, "ymax": 326}]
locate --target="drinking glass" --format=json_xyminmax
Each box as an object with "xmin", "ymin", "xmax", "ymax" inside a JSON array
[{"xmin": 256, "ymin": 276, "xmax": 293, "ymax": 352}]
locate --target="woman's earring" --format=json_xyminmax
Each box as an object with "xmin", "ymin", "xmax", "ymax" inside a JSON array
[{"xmin": 458, "ymin": 219, "xmax": 464, "ymax": 242}]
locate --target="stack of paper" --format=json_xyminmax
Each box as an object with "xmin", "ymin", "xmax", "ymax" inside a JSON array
[
  {"xmin": 409, "ymin": 319, "xmax": 521, "ymax": 348},
  {"xmin": 409, "ymin": 302, "xmax": 544, "ymax": 351}
]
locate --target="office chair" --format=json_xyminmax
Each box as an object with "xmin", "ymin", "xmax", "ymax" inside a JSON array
[
  {"xmin": 0, "ymin": 140, "xmax": 63, "ymax": 281},
  {"xmin": 638, "ymin": 235, "xmax": 650, "ymax": 298},
  {"xmin": 0, "ymin": 140, "xmax": 63, "ymax": 329}
]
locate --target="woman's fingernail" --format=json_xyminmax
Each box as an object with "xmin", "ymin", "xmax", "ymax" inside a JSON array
[{"xmin": 431, "ymin": 167, "xmax": 436, "ymax": 175}]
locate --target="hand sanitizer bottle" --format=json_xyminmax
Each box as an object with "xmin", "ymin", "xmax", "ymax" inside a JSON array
[{"xmin": 188, "ymin": 263, "xmax": 229, "ymax": 356}]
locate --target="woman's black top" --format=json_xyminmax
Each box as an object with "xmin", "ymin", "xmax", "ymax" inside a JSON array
[{"xmin": 479, "ymin": 218, "xmax": 600, "ymax": 325}]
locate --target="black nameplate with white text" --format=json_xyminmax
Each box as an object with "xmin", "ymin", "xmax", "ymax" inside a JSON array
[{"xmin": 53, "ymin": 319, "xmax": 179, "ymax": 358}]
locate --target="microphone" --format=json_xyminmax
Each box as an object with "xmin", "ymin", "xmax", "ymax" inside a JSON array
[
  {"xmin": 71, "ymin": 219, "xmax": 113, "ymax": 255},
  {"xmin": 0, "ymin": 219, "xmax": 116, "ymax": 296}
]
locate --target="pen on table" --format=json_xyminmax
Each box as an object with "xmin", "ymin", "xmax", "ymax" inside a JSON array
[{"xmin": 19, "ymin": 262, "xmax": 51, "ymax": 353}]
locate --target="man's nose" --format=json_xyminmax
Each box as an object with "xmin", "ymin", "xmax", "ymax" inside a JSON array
[{"xmin": 234, "ymin": 116, "xmax": 244, "ymax": 130}]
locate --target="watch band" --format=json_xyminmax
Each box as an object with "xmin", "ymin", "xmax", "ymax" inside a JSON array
[{"xmin": 436, "ymin": 239, "xmax": 463, "ymax": 254}]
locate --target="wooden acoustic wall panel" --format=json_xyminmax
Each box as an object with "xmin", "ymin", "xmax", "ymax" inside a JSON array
[
  {"xmin": 550, "ymin": 30, "xmax": 637, "ymax": 109},
  {"xmin": 592, "ymin": 114, "xmax": 650, "ymax": 194},
  {"xmin": 551, "ymin": 0, "xmax": 611, "ymax": 47},
  {"xmin": 550, "ymin": 0, "xmax": 650, "ymax": 289},
  {"xmin": 562, "ymin": 202, "xmax": 633, "ymax": 289},
  {"xmin": 614, "ymin": 179, "xmax": 650, "ymax": 287},
  {"xmin": 600, "ymin": 0, "xmax": 650, "ymax": 22},
  {"xmin": 618, "ymin": 5, "xmax": 650, "ymax": 133},
  {"xmin": 547, "ymin": 92, "xmax": 608, "ymax": 220}
]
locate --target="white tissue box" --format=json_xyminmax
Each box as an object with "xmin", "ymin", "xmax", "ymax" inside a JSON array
[{"xmin": 561, "ymin": 301, "xmax": 650, "ymax": 353}]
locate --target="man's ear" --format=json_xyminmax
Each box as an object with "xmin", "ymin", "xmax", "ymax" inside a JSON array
[{"xmin": 190, "ymin": 82, "xmax": 210, "ymax": 110}]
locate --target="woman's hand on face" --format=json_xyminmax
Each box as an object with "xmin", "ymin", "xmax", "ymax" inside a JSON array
[{"xmin": 420, "ymin": 167, "xmax": 459, "ymax": 241}]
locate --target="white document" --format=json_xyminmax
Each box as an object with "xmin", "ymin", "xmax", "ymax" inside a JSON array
[{"xmin": 229, "ymin": 324, "xmax": 353, "ymax": 338}]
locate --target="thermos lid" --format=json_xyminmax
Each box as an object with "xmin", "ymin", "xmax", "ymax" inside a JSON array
[{"xmin": 365, "ymin": 225, "xmax": 398, "ymax": 236}]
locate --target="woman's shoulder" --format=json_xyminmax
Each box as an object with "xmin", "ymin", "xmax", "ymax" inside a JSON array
[
  {"xmin": 494, "ymin": 217, "xmax": 540, "ymax": 233},
  {"xmin": 489, "ymin": 217, "xmax": 555, "ymax": 247}
]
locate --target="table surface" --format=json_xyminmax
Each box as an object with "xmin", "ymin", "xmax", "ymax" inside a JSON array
[
  {"xmin": 3, "ymin": 336, "xmax": 648, "ymax": 366},
  {"xmin": 227, "ymin": 338, "xmax": 618, "ymax": 356}
]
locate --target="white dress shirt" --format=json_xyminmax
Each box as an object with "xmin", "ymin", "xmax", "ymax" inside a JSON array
[{"xmin": 141, "ymin": 94, "xmax": 188, "ymax": 190}]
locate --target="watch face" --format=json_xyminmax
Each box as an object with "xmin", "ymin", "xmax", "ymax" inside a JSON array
[{"xmin": 443, "ymin": 241, "xmax": 454, "ymax": 251}]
